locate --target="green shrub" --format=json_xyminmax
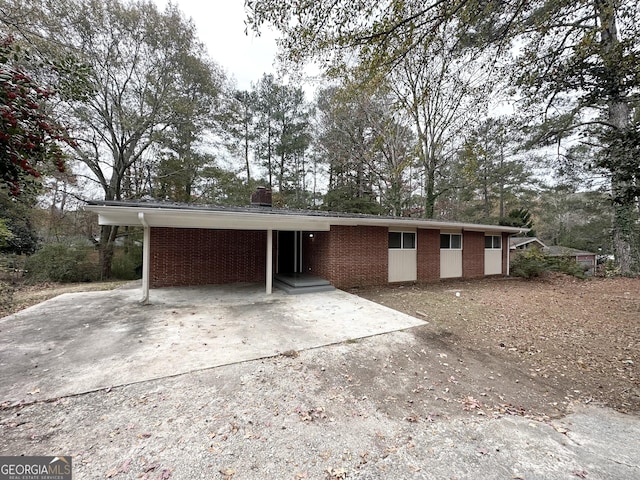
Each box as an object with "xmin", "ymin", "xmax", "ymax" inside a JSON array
[
  {"xmin": 549, "ymin": 256, "xmax": 587, "ymax": 279},
  {"xmin": 111, "ymin": 244, "xmax": 143, "ymax": 280},
  {"xmin": 25, "ymin": 243, "xmax": 99, "ymax": 283},
  {"xmin": 0, "ymin": 253, "xmax": 27, "ymax": 281},
  {"xmin": 0, "ymin": 280, "xmax": 14, "ymax": 315},
  {"xmin": 510, "ymin": 249, "xmax": 549, "ymax": 279},
  {"xmin": 510, "ymin": 249, "xmax": 587, "ymax": 279}
]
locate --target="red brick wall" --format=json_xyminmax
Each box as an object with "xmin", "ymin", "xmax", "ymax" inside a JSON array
[
  {"xmin": 303, "ymin": 225, "xmax": 387, "ymax": 288},
  {"xmin": 150, "ymin": 228, "xmax": 266, "ymax": 287},
  {"xmin": 149, "ymin": 225, "xmax": 508, "ymax": 289},
  {"xmin": 302, "ymin": 231, "xmax": 331, "ymax": 279},
  {"xmin": 417, "ymin": 228, "xmax": 440, "ymax": 282},
  {"xmin": 462, "ymin": 231, "xmax": 485, "ymax": 278},
  {"xmin": 329, "ymin": 225, "xmax": 388, "ymax": 288}
]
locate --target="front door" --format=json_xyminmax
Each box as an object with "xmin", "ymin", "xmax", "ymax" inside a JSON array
[{"xmin": 277, "ymin": 231, "xmax": 303, "ymax": 273}]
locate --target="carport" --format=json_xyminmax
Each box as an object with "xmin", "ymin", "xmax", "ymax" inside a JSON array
[{"xmin": 86, "ymin": 202, "xmax": 333, "ymax": 303}]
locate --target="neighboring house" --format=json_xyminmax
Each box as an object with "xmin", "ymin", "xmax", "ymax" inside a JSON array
[
  {"xmin": 509, "ymin": 237, "xmax": 547, "ymax": 251},
  {"xmin": 509, "ymin": 236, "xmax": 597, "ymax": 275},
  {"xmin": 86, "ymin": 188, "xmax": 527, "ymax": 303},
  {"xmin": 544, "ymin": 246, "xmax": 597, "ymax": 274}
]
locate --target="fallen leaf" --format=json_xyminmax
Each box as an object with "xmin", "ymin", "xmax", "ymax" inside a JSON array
[
  {"xmin": 463, "ymin": 396, "xmax": 482, "ymax": 411},
  {"xmin": 158, "ymin": 469, "xmax": 172, "ymax": 479},
  {"xmin": 118, "ymin": 459, "xmax": 131, "ymax": 474},
  {"xmin": 325, "ymin": 467, "xmax": 347, "ymax": 479},
  {"xmin": 219, "ymin": 468, "xmax": 235, "ymax": 476},
  {"xmin": 143, "ymin": 463, "xmax": 159, "ymax": 473}
]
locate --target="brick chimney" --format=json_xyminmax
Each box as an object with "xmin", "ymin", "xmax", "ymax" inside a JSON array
[{"xmin": 250, "ymin": 187, "xmax": 272, "ymax": 207}]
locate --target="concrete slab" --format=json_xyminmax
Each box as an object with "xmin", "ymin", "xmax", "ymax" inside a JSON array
[{"xmin": 0, "ymin": 283, "xmax": 424, "ymax": 404}]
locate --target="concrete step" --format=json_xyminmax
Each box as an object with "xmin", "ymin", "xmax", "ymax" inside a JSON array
[
  {"xmin": 274, "ymin": 273, "xmax": 332, "ymax": 288},
  {"xmin": 273, "ymin": 279, "xmax": 335, "ymax": 295}
]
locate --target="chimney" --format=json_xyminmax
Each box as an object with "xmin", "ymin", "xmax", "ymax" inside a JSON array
[{"xmin": 250, "ymin": 187, "xmax": 272, "ymax": 207}]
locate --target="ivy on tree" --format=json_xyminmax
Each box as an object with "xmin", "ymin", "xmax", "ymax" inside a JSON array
[{"xmin": 0, "ymin": 36, "xmax": 70, "ymax": 195}]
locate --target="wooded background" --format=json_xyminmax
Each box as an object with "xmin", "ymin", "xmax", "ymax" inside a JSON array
[{"xmin": 1, "ymin": 0, "xmax": 638, "ymax": 278}]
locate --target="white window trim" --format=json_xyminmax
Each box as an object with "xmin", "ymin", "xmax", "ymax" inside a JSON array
[
  {"xmin": 389, "ymin": 231, "xmax": 417, "ymax": 250},
  {"xmin": 440, "ymin": 233, "xmax": 463, "ymax": 250},
  {"xmin": 485, "ymin": 235, "xmax": 503, "ymax": 250}
]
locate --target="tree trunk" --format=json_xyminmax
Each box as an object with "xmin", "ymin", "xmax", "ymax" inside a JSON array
[
  {"xmin": 99, "ymin": 224, "xmax": 119, "ymax": 279},
  {"xmin": 424, "ymin": 162, "xmax": 436, "ymax": 219},
  {"xmin": 244, "ymin": 104, "xmax": 251, "ymax": 183},
  {"xmin": 499, "ymin": 143, "xmax": 505, "ymax": 218},
  {"xmin": 599, "ymin": 1, "xmax": 638, "ymax": 274},
  {"xmin": 267, "ymin": 120, "xmax": 273, "ymax": 187}
]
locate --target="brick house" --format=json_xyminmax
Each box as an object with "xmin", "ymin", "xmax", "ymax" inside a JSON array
[{"xmin": 86, "ymin": 192, "xmax": 526, "ymax": 303}]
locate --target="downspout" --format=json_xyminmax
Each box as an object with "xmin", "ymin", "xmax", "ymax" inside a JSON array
[{"xmin": 138, "ymin": 212, "xmax": 151, "ymax": 305}]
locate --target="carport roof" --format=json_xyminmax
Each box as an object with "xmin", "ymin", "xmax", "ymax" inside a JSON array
[{"xmin": 85, "ymin": 199, "xmax": 528, "ymax": 234}]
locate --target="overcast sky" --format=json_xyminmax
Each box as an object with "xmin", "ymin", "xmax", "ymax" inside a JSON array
[{"xmin": 157, "ymin": 0, "xmax": 280, "ymax": 90}]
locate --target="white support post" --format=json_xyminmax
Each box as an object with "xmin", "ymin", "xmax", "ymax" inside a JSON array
[
  {"xmin": 266, "ymin": 229, "xmax": 273, "ymax": 294},
  {"xmin": 506, "ymin": 234, "xmax": 511, "ymax": 276},
  {"xmin": 138, "ymin": 212, "xmax": 151, "ymax": 305}
]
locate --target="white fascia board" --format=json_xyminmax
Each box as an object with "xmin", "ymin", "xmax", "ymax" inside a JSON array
[
  {"xmin": 326, "ymin": 216, "xmax": 526, "ymax": 234},
  {"xmin": 86, "ymin": 205, "xmax": 526, "ymax": 234},
  {"xmin": 87, "ymin": 206, "xmax": 331, "ymax": 231},
  {"xmin": 511, "ymin": 237, "xmax": 547, "ymax": 249}
]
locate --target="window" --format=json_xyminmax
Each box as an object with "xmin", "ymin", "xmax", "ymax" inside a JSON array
[
  {"xmin": 389, "ymin": 232, "xmax": 402, "ymax": 249},
  {"xmin": 485, "ymin": 235, "xmax": 502, "ymax": 249},
  {"xmin": 403, "ymin": 232, "xmax": 415, "ymax": 249},
  {"xmin": 440, "ymin": 233, "xmax": 462, "ymax": 250},
  {"xmin": 389, "ymin": 231, "xmax": 416, "ymax": 249}
]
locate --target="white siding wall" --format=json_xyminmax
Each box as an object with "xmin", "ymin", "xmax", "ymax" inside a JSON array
[
  {"xmin": 440, "ymin": 250, "xmax": 462, "ymax": 278},
  {"xmin": 389, "ymin": 250, "xmax": 417, "ymax": 282},
  {"xmin": 484, "ymin": 250, "xmax": 502, "ymax": 275}
]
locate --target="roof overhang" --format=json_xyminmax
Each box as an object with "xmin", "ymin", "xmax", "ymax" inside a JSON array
[
  {"xmin": 84, "ymin": 202, "xmax": 528, "ymax": 235},
  {"xmin": 510, "ymin": 237, "xmax": 548, "ymax": 249},
  {"xmin": 86, "ymin": 205, "xmax": 333, "ymax": 231}
]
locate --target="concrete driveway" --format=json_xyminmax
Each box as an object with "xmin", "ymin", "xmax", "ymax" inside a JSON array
[
  {"xmin": 0, "ymin": 283, "xmax": 424, "ymax": 404},
  {"xmin": 2, "ymin": 284, "xmax": 639, "ymax": 479}
]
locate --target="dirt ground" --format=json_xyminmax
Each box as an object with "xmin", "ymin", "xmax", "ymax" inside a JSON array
[
  {"xmin": 356, "ymin": 274, "xmax": 640, "ymax": 415},
  {"xmin": 0, "ymin": 280, "xmax": 128, "ymax": 318}
]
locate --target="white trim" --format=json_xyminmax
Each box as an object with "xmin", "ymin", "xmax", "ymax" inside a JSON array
[
  {"xmin": 510, "ymin": 237, "xmax": 547, "ymax": 249},
  {"xmin": 266, "ymin": 229, "xmax": 273, "ymax": 294},
  {"xmin": 507, "ymin": 237, "xmax": 511, "ymax": 276},
  {"xmin": 85, "ymin": 204, "xmax": 528, "ymax": 235},
  {"xmin": 388, "ymin": 229, "xmax": 417, "ymax": 250},
  {"xmin": 484, "ymin": 234, "xmax": 503, "ymax": 250},
  {"xmin": 440, "ymin": 233, "xmax": 463, "ymax": 250},
  {"xmin": 138, "ymin": 212, "xmax": 150, "ymax": 305}
]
